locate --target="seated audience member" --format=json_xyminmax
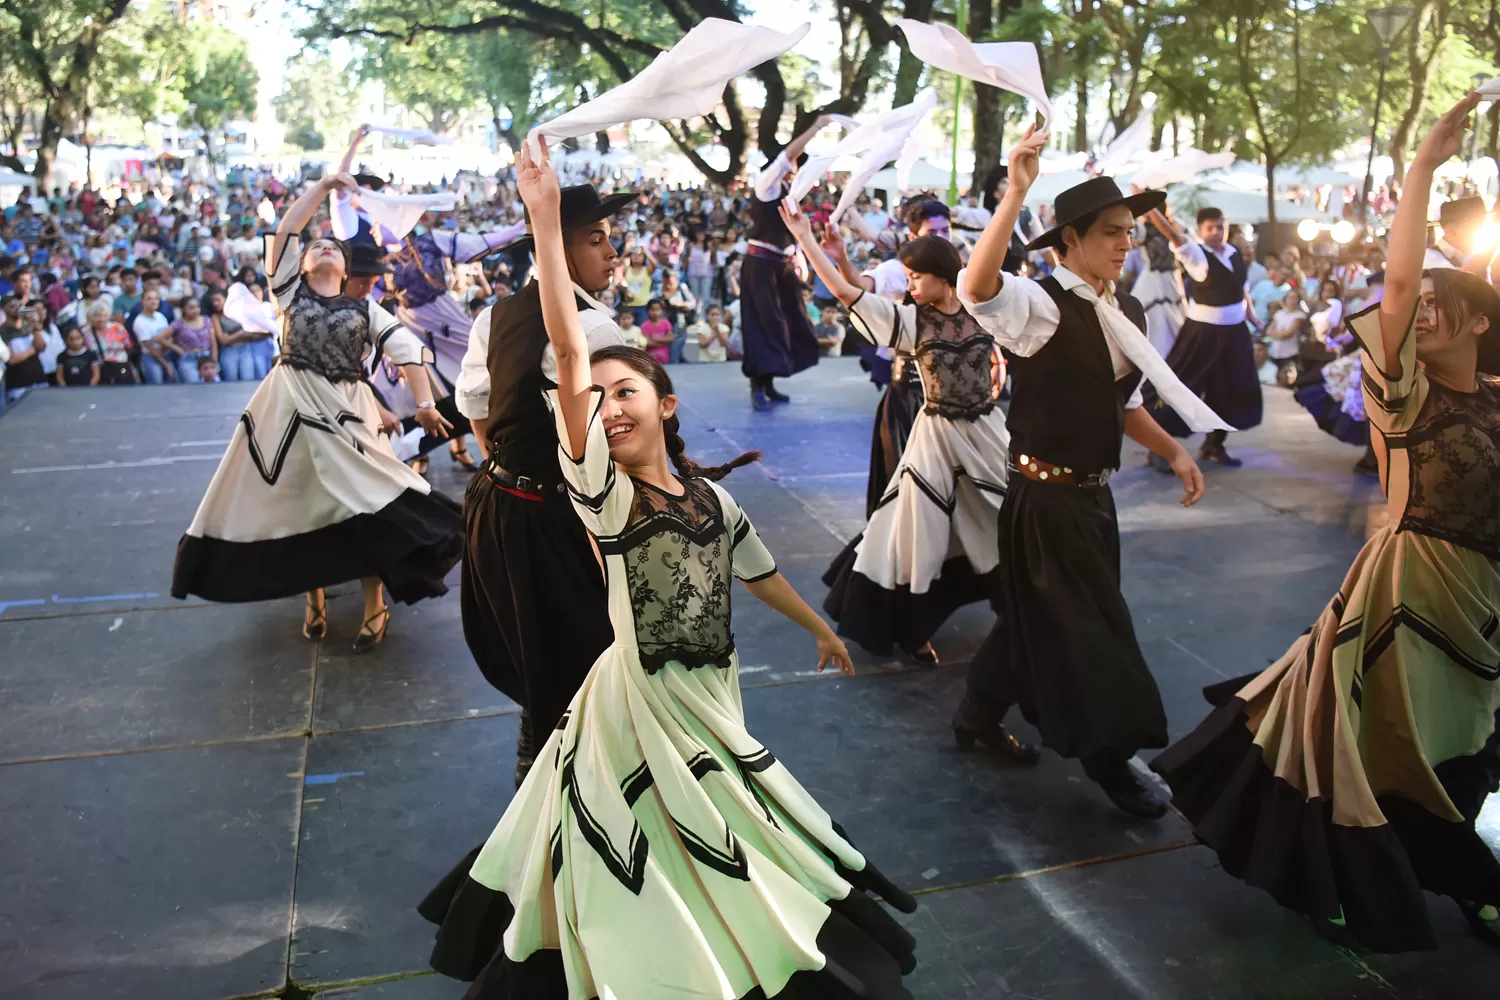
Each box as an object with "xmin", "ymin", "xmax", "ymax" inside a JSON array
[
  {"xmin": 641, "ymin": 298, "xmax": 674, "ymax": 364},
  {"xmin": 616, "ymin": 307, "xmax": 648, "ymax": 350},
  {"xmin": 814, "ymin": 303, "xmax": 845, "ymax": 357},
  {"xmin": 689, "ymin": 303, "xmax": 732, "ymax": 363}
]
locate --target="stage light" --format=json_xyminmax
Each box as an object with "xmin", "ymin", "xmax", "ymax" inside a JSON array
[
  {"xmin": 1331, "ymin": 220, "xmax": 1357, "ymax": 244},
  {"xmin": 1296, "ymin": 218, "xmax": 1320, "ymax": 242},
  {"xmin": 1473, "ymin": 219, "xmax": 1500, "ymax": 252}
]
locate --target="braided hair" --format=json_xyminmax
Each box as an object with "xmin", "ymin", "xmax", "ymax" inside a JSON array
[{"xmin": 589, "ymin": 345, "xmax": 761, "ymax": 481}]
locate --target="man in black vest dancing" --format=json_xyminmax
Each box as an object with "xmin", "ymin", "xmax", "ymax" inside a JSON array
[
  {"xmin": 454, "ymin": 183, "xmax": 634, "ymax": 786},
  {"xmin": 1141, "ymin": 206, "xmax": 1262, "ymax": 467},
  {"xmin": 741, "ymin": 117, "xmax": 834, "ymax": 410},
  {"xmin": 950, "ymin": 130, "xmax": 1232, "ymax": 819}
]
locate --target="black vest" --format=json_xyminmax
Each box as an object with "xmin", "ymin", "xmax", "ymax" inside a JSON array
[
  {"xmin": 1189, "ymin": 246, "xmax": 1248, "ymax": 307},
  {"xmin": 483, "ymin": 282, "xmax": 594, "ymax": 480},
  {"xmin": 1004, "ymin": 276, "xmax": 1146, "ymax": 473},
  {"xmin": 747, "ymin": 190, "xmax": 794, "ymax": 248}
]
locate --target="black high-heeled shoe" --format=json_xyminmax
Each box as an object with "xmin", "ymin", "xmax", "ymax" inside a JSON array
[
  {"xmin": 302, "ymin": 596, "xmax": 327, "ymax": 641},
  {"xmin": 1458, "ymin": 899, "xmax": 1500, "ymax": 948},
  {"xmin": 952, "ymin": 715, "xmax": 1041, "ymax": 765},
  {"xmin": 450, "ymin": 447, "xmax": 478, "ymax": 473},
  {"xmin": 352, "ymin": 606, "xmax": 390, "ymax": 653}
]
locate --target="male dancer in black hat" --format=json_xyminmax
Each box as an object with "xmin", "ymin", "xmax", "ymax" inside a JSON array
[
  {"xmin": 741, "ymin": 116, "xmax": 835, "ymax": 410},
  {"xmin": 454, "ymin": 180, "xmax": 634, "ymax": 785},
  {"xmin": 1427, "ymin": 195, "xmax": 1489, "ymax": 270},
  {"xmin": 1139, "ymin": 206, "xmax": 1261, "ymax": 467},
  {"xmin": 952, "ymin": 128, "xmax": 1231, "ymax": 819}
]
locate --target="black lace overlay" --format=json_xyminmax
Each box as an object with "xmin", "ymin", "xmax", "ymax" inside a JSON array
[
  {"xmin": 1142, "ymin": 226, "xmax": 1178, "ymax": 271},
  {"xmin": 605, "ymin": 476, "xmax": 738, "ymax": 674},
  {"xmin": 914, "ymin": 306, "xmax": 997, "ymax": 420},
  {"xmin": 279, "ymin": 286, "xmax": 374, "ymax": 382},
  {"xmin": 1394, "ymin": 374, "xmax": 1500, "ymax": 560}
]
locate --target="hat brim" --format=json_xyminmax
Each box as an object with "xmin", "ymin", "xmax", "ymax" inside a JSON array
[
  {"xmin": 1025, "ymin": 189, "xmax": 1167, "ymax": 252},
  {"xmin": 504, "ymin": 191, "xmax": 638, "ymax": 254}
]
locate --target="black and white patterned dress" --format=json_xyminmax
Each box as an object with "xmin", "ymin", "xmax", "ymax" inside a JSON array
[
  {"xmin": 171, "ymin": 236, "xmax": 463, "ymax": 604},
  {"xmin": 420, "ymin": 388, "xmax": 917, "ymax": 998},
  {"xmin": 823, "ymin": 294, "xmax": 1010, "ymax": 655}
]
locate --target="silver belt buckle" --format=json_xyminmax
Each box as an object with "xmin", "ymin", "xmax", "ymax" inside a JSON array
[{"xmin": 1085, "ymin": 469, "xmax": 1111, "ymax": 487}]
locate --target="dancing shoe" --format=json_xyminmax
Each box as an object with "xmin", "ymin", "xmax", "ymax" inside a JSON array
[
  {"xmin": 1199, "ymin": 441, "xmax": 1243, "ymax": 468},
  {"xmin": 1095, "ymin": 770, "xmax": 1169, "ymax": 819},
  {"xmin": 751, "ymin": 388, "xmax": 772, "ymax": 411},
  {"xmin": 765, "ymin": 383, "xmax": 792, "ymax": 403},
  {"xmin": 1458, "ymin": 899, "xmax": 1500, "ymax": 948},
  {"xmin": 352, "ymin": 606, "xmax": 390, "ymax": 653},
  {"xmin": 302, "ymin": 596, "xmax": 327, "ymax": 641},
  {"xmin": 952, "ymin": 699, "xmax": 1041, "ymax": 764}
]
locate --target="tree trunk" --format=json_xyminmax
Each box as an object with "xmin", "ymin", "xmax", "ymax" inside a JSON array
[
  {"xmin": 1388, "ymin": 1, "xmax": 1443, "ymax": 185},
  {"xmin": 35, "ymin": 105, "xmax": 69, "ymax": 192},
  {"xmin": 968, "ymin": 0, "xmax": 1001, "ymax": 194},
  {"xmin": 1487, "ymin": 100, "xmax": 1499, "ymax": 162},
  {"xmin": 1074, "ymin": 72, "xmax": 1088, "ymax": 153},
  {"xmin": 595, "ymin": 130, "xmax": 611, "ymax": 153},
  {"xmin": 893, "ymin": 0, "xmax": 935, "ymax": 107},
  {"xmin": 1264, "ymin": 158, "xmax": 1278, "ymax": 255}
]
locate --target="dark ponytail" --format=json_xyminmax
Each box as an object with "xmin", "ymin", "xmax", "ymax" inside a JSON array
[{"xmin": 589, "ymin": 344, "xmax": 761, "ymax": 481}]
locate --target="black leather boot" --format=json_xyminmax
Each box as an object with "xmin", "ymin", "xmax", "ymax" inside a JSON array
[{"xmin": 952, "ymin": 695, "xmax": 1040, "ymax": 765}]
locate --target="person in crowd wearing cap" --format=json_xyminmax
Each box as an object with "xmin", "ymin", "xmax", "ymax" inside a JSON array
[
  {"xmin": 171, "ymin": 171, "xmax": 463, "ymax": 653},
  {"xmin": 1154, "ymin": 92, "xmax": 1500, "ymax": 954},
  {"xmin": 453, "ymin": 178, "xmax": 633, "ymax": 787},
  {"xmin": 346, "ymin": 241, "xmax": 475, "ymax": 476},
  {"xmin": 1137, "ymin": 206, "xmax": 1262, "ymax": 468},
  {"xmin": 786, "ymin": 199, "xmax": 1024, "ymax": 676},
  {"xmin": 953, "ymin": 128, "xmax": 1228, "ymax": 819},
  {"xmin": 740, "ymin": 116, "xmax": 835, "ymax": 410}
]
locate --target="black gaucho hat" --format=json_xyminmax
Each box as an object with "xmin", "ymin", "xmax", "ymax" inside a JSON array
[
  {"xmin": 348, "ymin": 240, "xmax": 390, "ymax": 276},
  {"xmin": 507, "ymin": 184, "xmax": 637, "ymax": 252},
  {"xmin": 1026, "ymin": 176, "xmax": 1166, "ymax": 252}
]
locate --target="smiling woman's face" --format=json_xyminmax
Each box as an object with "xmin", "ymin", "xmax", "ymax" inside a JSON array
[{"xmin": 592, "ymin": 357, "xmax": 675, "ymax": 465}]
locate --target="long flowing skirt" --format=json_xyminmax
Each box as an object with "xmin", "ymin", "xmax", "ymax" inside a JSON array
[
  {"xmin": 397, "ymin": 293, "xmax": 475, "ymax": 389},
  {"xmin": 171, "ymin": 365, "xmax": 463, "ymax": 604},
  {"xmin": 420, "ymin": 645, "xmax": 917, "ymax": 998},
  {"xmin": 1152, "ymin": 526, "xmax": 1500, "ymax": 952},
  {"xmin": 1130, "ymin": 268, "xmax": 1185, "ymax": 357},
  {"xmin": 825, "ymin": 409, "xmax": 1008, "ymax": 655},
  {"xmin": 865, "ymin": 378, "xmax": 924, "ymax": 519},
  {"xmin": 1144, "ymin": 318, "xmax": 1263, "ymax": 435}
]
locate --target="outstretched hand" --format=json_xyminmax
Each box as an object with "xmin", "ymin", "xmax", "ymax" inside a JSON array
[
  {"xmin": 323, "ymin": 171, "xmax": 358, "ymax": 195},
  {"xmin": 1415, "ymin": 92, "xmax": 1483, "ymax": 170},
  {"xmin": 778, "ymin": 197, "xmax": 814, "ymax": 243},
  {"xmin": 1006, "ymin": 124, "xmax": 1049, "ymax": 196},
  {"xmin": 820, "ymin": 223, "xmax": 849, "ymax": 264},
  {"xmin": 1172, "ymin": 451, "xmax": 1205, "ymax": 506},
  {"xmin": 816, "ymin": 630, "xmax": 856, "ymax": 677},
  {"xmin": 516, "ymin": 138, "xmax": 561, "ymax": 217}
]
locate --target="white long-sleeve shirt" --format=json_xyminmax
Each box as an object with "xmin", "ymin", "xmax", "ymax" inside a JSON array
[
  {"xmin": 454, "ymin": 282, "xmax": 624, "ymax": 421},
  {"xmin": 1171, "ymin": 239, "xmax": 1247, "ymax": 324}
]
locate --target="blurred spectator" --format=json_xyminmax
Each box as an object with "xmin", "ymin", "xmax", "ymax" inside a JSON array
[
  {"xmin": 84, "ymin": 301, "xmax": 138, "ymax": 384},
  {"xmin": 165, "ymin": 296, "xmax": 216, "ymax": 383},
  {"xmin": 616, "ymin": 307, "xmax": 647, "ymax": 350},
  {"xmin": 55, "ymin": 324, "xmax": 100, "ymax": 386},
  {"xmin": 689, "ymin": 304, "xmax": 732, "ymax": 363},
  {"xmin": 641, "ymin": 299, "xmax": 674, "ymax": 364},
  {"xmin": 132, "ymin": 290, "xmax": 175, "ymax": 383},
  {"xmin": 814, "ymin": 304, "xmax": 845, "ymax": 357}
]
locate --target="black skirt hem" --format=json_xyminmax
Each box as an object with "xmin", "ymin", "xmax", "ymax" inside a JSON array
[
  {"xmin": 171, "ymin": 487, "xmax": 463, "ymax": 605},
  {"xmin": 1151, "ymin": 696, "xmax": 1460, "ymax": 953},
  {"xmin": 822, "ymin": 536, "xmax": 997, "ymax": 656},
  {"xmin": 420, "ymin": 846, "xmax": 917, "ymax": 1000}
]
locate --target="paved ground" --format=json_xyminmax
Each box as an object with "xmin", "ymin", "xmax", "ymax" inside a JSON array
[{"xmin": 1, "ymin": 359, "xmax": 1495, "ymax": 999}]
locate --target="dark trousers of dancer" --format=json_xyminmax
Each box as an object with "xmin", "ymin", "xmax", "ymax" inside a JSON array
[
  {"xmin": 460, "ymin": 466, "xmax": 613, "ymax": 781},
  {"xmin": 740, "ymin": 250, "xmax": 819, "ymax": 397},
  {"xmin": 1145, "ymin": 319, "xmax": 1262, "ymax": 448},
  {"xmin": 960, "ymin": 476, "xmax": 1168, "ymax": 792}
]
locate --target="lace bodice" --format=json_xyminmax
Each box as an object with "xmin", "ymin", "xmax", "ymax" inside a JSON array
[
  {"xmin": 266, "ymin": 233, "xmax": 430, "ymax": 381},
  {"xmin": 912, "ymin": 305, "xmax": 997, "ymax": 419},
  {"xmin": 282, "ymin": 288, "xmax": 378, "ymax": 381},
  {"xmin": 1349, "ymin": 305, "xmax": 1500, "ymax": 560},
  {"xmin": 551, "ymin": 389, "xmax": 778, "ymax": 675},
  {"xmin": 847, "ymin": 292, "xmax": 1001, "ymax": 421},
  {"xmin": 1397, "ymin": 377, "xmax": 1500, "ymax": 558}
]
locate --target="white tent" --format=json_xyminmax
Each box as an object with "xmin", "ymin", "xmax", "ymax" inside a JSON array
[
  {"xmin": 0, "ymin": 169, "xmax": 36, "ymax": 190},
  {"xmin": 862, "ymin": 156, "xmax": 954, "ymax": 194},
  {"xmin": 1167, "ymin": 183, "xmax": 1319, "ymax": 225}
]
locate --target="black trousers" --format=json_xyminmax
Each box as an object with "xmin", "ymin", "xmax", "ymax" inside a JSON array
[
  {"xmin": 459, "ymin": 471, "xmax": 613, "ymax": 752},
  {"xmin": 963, "ymin": 477, "xmax": 1167, "ymax": 774}
]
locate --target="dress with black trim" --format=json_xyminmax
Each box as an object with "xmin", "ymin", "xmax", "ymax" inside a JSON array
[
  {"xmin": 823, "ymin": 292, "xmax": 1011, "ymax": 656},
  {"xmin": 420, "ymin": 388, "xmax": 917, "ymax": 1000},
  {"xmin": 171, "ymin": 234, "xmax": 463, "ymax": 605},
  {"xmin": 1152, "ymin": 302, "xmax": 1500, "ymax": 953}
]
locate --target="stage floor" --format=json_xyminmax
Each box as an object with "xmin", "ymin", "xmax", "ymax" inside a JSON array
[{"xmin": 1, "ymin": 359, "xmax": 1494, "ymax": 999}]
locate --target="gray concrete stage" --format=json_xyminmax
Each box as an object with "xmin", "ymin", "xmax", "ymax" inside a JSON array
[{"xmin": 1, "ymin": 360, "xmax": 1495, "ymax": 999}]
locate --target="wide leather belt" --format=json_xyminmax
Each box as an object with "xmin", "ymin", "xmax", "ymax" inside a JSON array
[
  {"xmin": 1010, "ymin": 452, "xmax": 1111, "ymax": 488},
  {"xmin": 483, "ymin": 458, "xmax": 565, "ymax": 500},
  {"xmin": 747, "ymin": 243, "xmax": 795, "ymax": 260}
]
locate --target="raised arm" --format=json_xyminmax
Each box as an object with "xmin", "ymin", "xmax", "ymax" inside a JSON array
[
  {"xmin": 270, "ymin": 173, "xmax": 356, "ymax": 278},
  {"xmin": 1384, "ymin": 92, "xmax": 1481, "ymax": 377},
  {"xmin": 518, "ymin": 140, "xmax": 592, "ymax": 459},
  {"xmin": 782, "ymin": 115, "xmax": 834, "ymax": 168},
  {"xmin": 780, "ymin": 203, "xmax": 865, "ymax": 307},
  {"xmin": 968, "ymin": 126, "xmax": 1047, "ymax": 303},
  {"xmin": 337, "ymin": 124, "xmax": 370, "ymax": 175}
]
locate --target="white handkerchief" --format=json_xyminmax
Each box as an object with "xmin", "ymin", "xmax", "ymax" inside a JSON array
[
  {"xmin": 1476, "ymin": 78, "xmax": 1500, "ymax": 102},
  {"xmin": 528, "ymin": 19, "xmax": 810, "ymax": 147},
  {"xmin": 1126, "ymin": 149, "xmax": 1235, "ymax": 191},
  {"xmin": 225, "ymin": 282, "xmax": 280, "ymax": 336},
  {"xmin": 1094, "ymin": 107, "xmax": 1155, "ymax": 175},
  {"xmin": 896, "ymin": 20, "xmax": 1052, "ymax": 128},
  {"xmin": 789, "ymin": 89, "xmax": 939, "ymax": 223},
  {"xmin": 369, "ymin": 126, "xmax": 454, "ymax": 146},
  {"xmin": 354, "ymin": 188, "xmax": 458, "ymax": 242},
  {"xmin": 1069, "ymin": 280, "xmax": 1234, "ymax": 433}
]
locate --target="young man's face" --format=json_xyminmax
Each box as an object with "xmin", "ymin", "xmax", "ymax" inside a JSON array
[
  {"xmin": 1198, "ymin": 216, "xmax": 1226, "ymax": 249},
  {"xmin": 916, "ymin": 214, "xmax": 951, "ymax": 241},
  {"xmin": 120, "ymin": 273, "xmax": 139, "ymax": 294}
]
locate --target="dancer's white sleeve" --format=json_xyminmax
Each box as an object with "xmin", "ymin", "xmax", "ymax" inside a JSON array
[
  {"xmin": 955, "ymin": 267, "xmax": 1060, "ymax": 357},
  {"xmin": 548, "ymin": 387, "xmax": 635, "ymax": 537},
  {"xmin": 711, "ymin": 482, "xmax": 778, "ymax": 583},
  {"xmin": 455, "ymin": 306, "xmax": 492, "ymax": 420},
  {"xmin": 843, "ymin": 292, "xmax": 917, "ymax": 352},
  {"xmin": 755, "ymin": 153, "xmax": 792, "ymax": 203},
  {"xmin": 1170, "ymin": 240, "xmax": 1210, "ymax": 283}
]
